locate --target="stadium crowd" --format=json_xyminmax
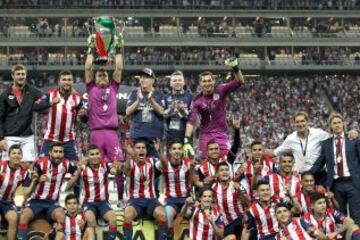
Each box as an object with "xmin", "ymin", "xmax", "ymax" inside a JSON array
[{"xmin": 1, "ymin": 0, "xmax": 359, "ymax": 9}]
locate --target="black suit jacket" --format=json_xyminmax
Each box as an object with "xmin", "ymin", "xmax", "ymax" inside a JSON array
[{"xmin": 311, "ymin": 135, "xmax": 360, "ymax": 190}]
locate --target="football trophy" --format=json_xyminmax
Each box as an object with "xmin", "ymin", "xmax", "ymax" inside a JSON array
[{"xmin": 87, "ymin": 16, "xmax": 124, "ymax": 65}]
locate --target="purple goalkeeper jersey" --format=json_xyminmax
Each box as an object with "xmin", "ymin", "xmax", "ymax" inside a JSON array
[
  {"xmin": 188, "ymin": 80, "xmax": 242, "ymax": 135},
  {"xmin": 87, "ymin": 79, "xmax": 119, "ymax": 130}
]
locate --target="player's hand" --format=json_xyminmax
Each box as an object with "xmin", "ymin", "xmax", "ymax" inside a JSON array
[
  {"xmin": 325, "ymin": 191, "xmax": 334, "ymax": 199},
  {"xmin": 137, "ymin": 88, "xmax": 144, "ymax": 101},
  {"xmin": 77, "ymin": 218, "xmax": 85, "ymax": 230},
  {"xmin": 237, "ymin": 162, "xmax": 247, "ymax": 176},
  {"xmin": 204, "ymin": 176, "xmax": 214, "ymax": 184},
  {"xmin": 206, "ymin": 212, "xmax": 216, "ymax": 225},
  {"xmin": 326, "ymin": 232, "xmax": 338, "ymax": 240},
  {"xmin": 0, "ymin": 139, "xmax": 7, "ymax": 151},
  {"xmin": 87, "ymin": 34, "xmax": 96, "ymax": 48},
  {"xmin": 50, "ymin": 97, "xmax": 60, "ymax": 105},
  {"xmin": 225, "ymin": 57, "xmax": 240, "ymax": 71},
  {"xmin": 153, "ymin": 138, "xmax": 161, "ymax": 153},
  {"xmin": 183, "ymin": 137, "xmax": 194, "ymax": 158},
  {"xmin": 39, "ymin": 174, "xmax": 48, "ymax": 183},
  {"xmin": 347, "ymin": 130, "xmax": 358, "ymax": 140},
  {"xmin": 185, "ymin": 196, "xmax": 194, "ymax": 206},
  {"xmin": 114, "ymin": 35, "xmax": 124, "ymax": 48},
  {"xmin": 78, "ymin": 108, "xmax": 87, "ymax": 117}
]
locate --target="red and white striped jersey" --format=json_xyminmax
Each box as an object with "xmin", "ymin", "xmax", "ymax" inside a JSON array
[
  {"xmin": 44, "ymin": 89, "xmax": 82, "ymax": 142},
  {"xmin": 212, "ymin": 181, "xmax": 245, "ymax": 225},
  {"xmin": 31, "ymin": 157, "xmax": 76, "ymax": 201},
  {"xmin": 266, "ymin": 173, "xmax": 286, "ymax": 199},
  {"xmin": 81, "ymin": 161, "xmax": 110, "ymax": 203},
  {"xmin": 198, "ymin": 157, "xmax": 233, "ymax": 179},
  {"xmin": 294, "ymin": 191, "xmax": 310, "ymax": 213},
  {"xmin": 248, "ymin": 201, "xmax": 279, "ymax": 238},
  {"xmin": 275, "ymin": 218, "xmax": 314, "ymax": 240},
  {"xmin": 65, "ymin": 213, "xmax": 85, "ymax": 240},
  {"xmin": 0, "ymin": 161, "xmax": 28, "ymax": 202},
  {"xmin": 244, "ymin": 156, "xmax": 275, "ymax": 185},
  {"xmin": 156, "ymin": 157, "xmax": 192, "ymax": 198},
  {"xmin": 303, "ymin": 209, "xmax": 346, "ymax": 236},
  {"xmin": 189, "ymin": 206, "xmax": 223, "ymax": 240},
  {"xmin": 128, "ymin": 157, "xmax": 156, "ymax": 199},
  {"xmin": 281, "ymin": 173, "xmax": 302, "ymax": 197}
]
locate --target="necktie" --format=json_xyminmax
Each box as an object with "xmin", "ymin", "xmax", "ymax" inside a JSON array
[{"xmin": 336, "ymin": 136, "xmax": 344, "ymax": 177}]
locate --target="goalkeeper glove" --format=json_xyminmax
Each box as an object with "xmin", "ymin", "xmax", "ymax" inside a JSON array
[
  {"xmin": 114, "ymin": 35, "xmax": 124, "ymax": 48},
  {"xmin": 87, "ymin": 34, "xmax": 96, "ymax": 55},
  {"xmin": 225, "ymin": 57, "xmax": 240, "ymax": 72},
  {"xmin": 183, "ymin": 137, "xmax": 194, "ymax": 158}
]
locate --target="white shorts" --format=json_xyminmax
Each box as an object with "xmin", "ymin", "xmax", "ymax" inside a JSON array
[{"xmin": 1, "ymin": 135, "xmax": 37, "ymax": 162}]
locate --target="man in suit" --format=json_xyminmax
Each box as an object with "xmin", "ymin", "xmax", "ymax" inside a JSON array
[{"xmin": 311, "ymin": 112, "xmax": 360, "ymax": 225}]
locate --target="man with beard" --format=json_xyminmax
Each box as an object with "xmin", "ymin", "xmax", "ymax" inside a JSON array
[
  {"xmin": 154, "ymin": 139, "xmax": 193, "ymax": 240},
  {"xmin": 0, "ymin": 144, "xmax": 30, "ymax": 240},
  {"xmin": 17, "ymin": 143, "xmax": 78, "ymax": 240},
  {"xmin": 0, "ymin": 64, "xmax": 45, "ymax": 162},
  {"xmin": 85, "ymin": 35, "xmax": 125, "ymax": 203},
  {"xmin": 122, "ymin": 140, "xmax": 168, "ymax": 240},
  {"xmin": 35, "ymin": 70, "xmax": 85, "ymax": 161},
  {"xmin": 184, "ymin": 57, "xmax": 245, "ymax": 159}
]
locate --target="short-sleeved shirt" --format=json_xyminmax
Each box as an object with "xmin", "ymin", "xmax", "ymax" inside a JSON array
[
  {"xmin": 87, "ymin": 79, "xmax": 119, "ymax": 130},
  {"xmin": 188, "ymin": 80, "xmax": 242, "ymax": 135},
  {"xmin": 127, "ymin": 90, "xmax": 165, "ymax": 140},
  {"xmin": 274, "ymin": 128, "xmax": 330, "ymax": 172}
]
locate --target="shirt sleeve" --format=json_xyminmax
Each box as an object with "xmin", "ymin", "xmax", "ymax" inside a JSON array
[
  {"xmin": 32, "ymin": 93, "xmax": 51, "ymax": 111},
  {"xmin": 332, "ymin": 210, "xmax": 347, "ymax": 223},
  {"xmin": 317, "ymin": 128, "xmax": 331, "ymax": 141},
  {"xmin": 274, "ymin": 136, "xmax": 293, "ymax": 156},
  {"xmin": 217, "ymin": 80, "xmax": 242, "ymax": 96},
  {"xmin": 188, "ymin": 99, "xmax": 199, "ymax": 125}
]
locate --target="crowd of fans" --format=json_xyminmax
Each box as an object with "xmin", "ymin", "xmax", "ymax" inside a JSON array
[
  {"xmin": 324, "ymin": 74, "xmax": 360, "ymax": 132},
  {"xmin": 3, "ymin": 46, "xmax": 360, "ymax": 67},
  {"xmin": 1, "ymin": 16, "xmax": 360, "ymax": 39},
  {"xmin": 1, "ymin": 0, "xmax": 359, "ymax": 9}
]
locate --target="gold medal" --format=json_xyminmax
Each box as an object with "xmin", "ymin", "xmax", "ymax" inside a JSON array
[
  {"xmin": 301, "ymin": 155, "xmax": 308, "ymax": 163},
  {"xmin": 337, "ymin": 156, "xmax": 342, "ymax": 163},
  {"xmin": 143, "ymin": 178, "xmax": 149, "ymax": 189}
]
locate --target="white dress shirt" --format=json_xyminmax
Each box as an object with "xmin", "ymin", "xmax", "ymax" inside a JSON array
[{"xmin": 274, "ymin": 127, "xmax": 330, "ymax": 172}]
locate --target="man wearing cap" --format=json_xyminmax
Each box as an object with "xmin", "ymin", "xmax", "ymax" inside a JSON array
[{"xmin": 126, "ymin": 68, "xmax": 165, "ymax": 157}]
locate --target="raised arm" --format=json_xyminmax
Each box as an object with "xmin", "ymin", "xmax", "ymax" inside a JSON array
[
  {"xmin": 225, "ymin": 57, "xmax": 245, "ymax": 83},
  {"xmin": 112, "ymin": 36, "xmax": 124, "ymax": 84},
  {"xmin": 85, "ymin": 35, "xmax": 95, "ymax": 84}
]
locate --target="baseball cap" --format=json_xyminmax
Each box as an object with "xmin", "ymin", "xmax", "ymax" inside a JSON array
[{"xmin": 138, "ymin": 68, "xmax": 155, "ymax": 79}]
